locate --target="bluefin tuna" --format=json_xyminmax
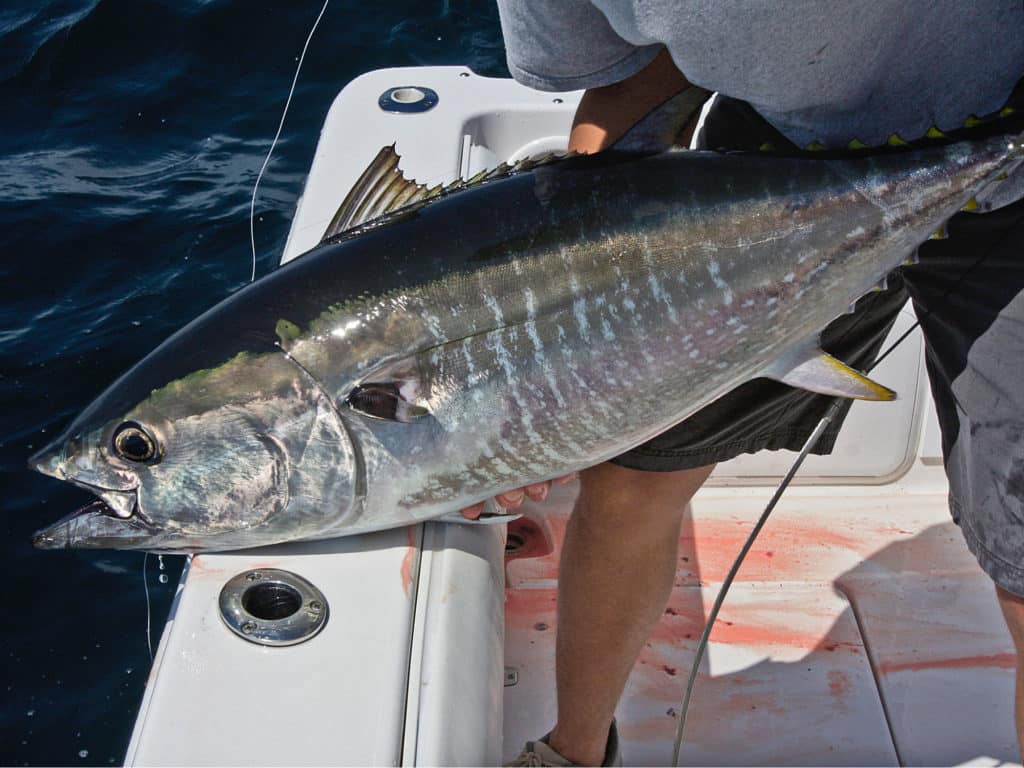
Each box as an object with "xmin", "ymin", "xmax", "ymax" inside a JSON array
[{"xmin": 29, "ymin": 102, "xmax": 1024, "ymax": 552}]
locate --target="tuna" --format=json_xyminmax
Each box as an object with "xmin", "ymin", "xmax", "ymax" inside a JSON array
[{"xmin": 29, "ymin": 107, "xmax": 1024, "ymax": 552}]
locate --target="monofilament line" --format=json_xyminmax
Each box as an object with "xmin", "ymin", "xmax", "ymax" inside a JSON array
[
  {"xmin": 672, "ymin": 398, "xmax": 842, "ymax": 766},
  {"xmin": 249, "ymin": 0, "xmax": 330, "ymax": 282},
  {"xmin": 143, "ymin": 552, "xmax": 153, "ymax": 662}
]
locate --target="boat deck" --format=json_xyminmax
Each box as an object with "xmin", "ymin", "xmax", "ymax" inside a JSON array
[
  {"xmin": 126, "ymin": 67, "xmax": 1018, "ymax": 766},
  {"xmin": 504, "ymin": 469, "xmax": 1013, "ymax": 765}
]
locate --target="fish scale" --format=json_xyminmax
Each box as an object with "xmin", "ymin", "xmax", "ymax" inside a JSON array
[
  {"xmin": 313, "ymin": 144, "xmax": 1018, "ymax": 526},
  {"xmin": 29, "ymin": 126, "xmax": 1024, "ymax": 551}
]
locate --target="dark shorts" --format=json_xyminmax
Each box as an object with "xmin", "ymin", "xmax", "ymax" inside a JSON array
[{"xmin": 610, "ymin": 92, "xmax": 1024, "ymax": 595}]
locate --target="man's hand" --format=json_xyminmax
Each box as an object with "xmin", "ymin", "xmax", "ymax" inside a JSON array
[{"xmin": 459, "ymin": 473, "xmax": 578, "ymax": 519}]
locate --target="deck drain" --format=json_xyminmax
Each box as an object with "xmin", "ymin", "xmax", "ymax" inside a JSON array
[
  {"xmin": 505, "ymin": 531, "xmax": 526, "ymax": 554},
  {"xmin": 379, "ymin": 86, "xmax": 439, "ymax": 113},
  {"xmin": 219, "ymin": 569, "xmax": 328, "ymax": 647}
]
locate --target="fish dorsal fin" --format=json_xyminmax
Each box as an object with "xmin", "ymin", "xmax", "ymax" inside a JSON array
[
  {"xmin": 323, "ymin": 144, "xmax": 570, "ymax": 240},
  {"xmin": 324, "ymin": 145, "xmax": 426, "ymax": 238},
  {"xmin": 608, "ymin": 86, "xmax": 712, "ymax": 154},
  {"xmin": 762, "ymin": 340, "xmax": 896, "ymax": 401}
]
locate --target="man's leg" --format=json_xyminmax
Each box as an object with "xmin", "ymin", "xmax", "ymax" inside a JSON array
[
  {"xmin": 546, "ymin": 462, "xmax": 714, "ymax": 766},
  {"xmin": 997, "ymin": 586, "xmax": 1024, "ymax": 756},
  {"xmin": 904, "ymin": 190, "xmax": 1024, "ymax": 762}
]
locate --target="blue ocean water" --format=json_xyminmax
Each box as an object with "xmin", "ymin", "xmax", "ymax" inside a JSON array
[{"xmin": 0, "ymin": 2, "xmax": 508, "ymax": 763}]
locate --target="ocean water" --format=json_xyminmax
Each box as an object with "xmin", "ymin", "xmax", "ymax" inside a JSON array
[{"xmin": 0, "ymin": 2, "xmax": 508, "ymax": 764}]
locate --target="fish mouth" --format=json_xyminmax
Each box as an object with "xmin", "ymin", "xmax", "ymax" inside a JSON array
[
  {"xmin": 29, "ymin": 441, "xmax": 161, "ymax": 549},
  {"xmin": 32, "ymin": 492, "xmax": 158, "ymax": 550}
]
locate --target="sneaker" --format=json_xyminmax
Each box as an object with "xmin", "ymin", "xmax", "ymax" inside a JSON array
[{"xmin": 507, "ymin": 721, "xmax": 622, "ymax": 767}]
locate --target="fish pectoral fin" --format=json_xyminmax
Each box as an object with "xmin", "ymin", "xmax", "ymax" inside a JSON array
[
  {"xmin": 763, "ymin": 343, "xmax": 896, "ymax": 401},
  {"xmin": 346, "ymin": 380, "xmax": 430, "ymax": 423},
  {"xmin": 608, "ymin": 85, "xmax": 712, "ymax": 154},
  {"xmin": 346, "ymin": 358, "xmax": 432, "ymax": 423}
]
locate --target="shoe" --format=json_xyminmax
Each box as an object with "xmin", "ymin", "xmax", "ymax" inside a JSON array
[{"xmin": 506, "ymin": 721, "xmax": 622, "ymax": 766}]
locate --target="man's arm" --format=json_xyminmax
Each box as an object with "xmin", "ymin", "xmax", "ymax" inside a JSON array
[{"xmin": 568, "ymin": 48, "xmax": 692, "ymax": 153}]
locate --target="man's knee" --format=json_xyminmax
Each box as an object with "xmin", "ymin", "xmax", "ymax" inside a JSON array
[
  {"xmin": 574, "ymin": 461, "xmax": 715, "ymax": 526},
  {"xmin": 997, "ymin": 585, "xmax": 1024, "ymax": 651}
]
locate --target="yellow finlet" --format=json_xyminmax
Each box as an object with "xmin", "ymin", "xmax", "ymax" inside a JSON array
[
  {"xmin": 887, "ymin": 133, "xmax": 909, "ymax": 147},
  {"xmin": 824, "ymin": 355, "xmax": 896, "ymax": 401},
  {"xmin": 805, "ymin": 140, "xmax": 827, "ymax": 152},
  {"xmin": 847, "ymin": 138, "xmax": 869, "ymax": 150},
  {"xmin": 925, "ymin": 126, "xmax": 947, "ymax": 139},
  {"xmin": 962, "ymin": 197, "xmax": 979, "ymax": 212},
  {"xmin": 765, "ymin": 344, "xmax": 896, "ymax": 401}
]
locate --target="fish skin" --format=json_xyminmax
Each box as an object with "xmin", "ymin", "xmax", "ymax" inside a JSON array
[{"xmin": 29, "ymin": 132, "xmax": 1024, "ymax": 552}]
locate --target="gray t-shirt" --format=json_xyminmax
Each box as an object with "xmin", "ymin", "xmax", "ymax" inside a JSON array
[{"xmin": 497, "ymin": 0, "xmax": 1023, "ymax": 148}]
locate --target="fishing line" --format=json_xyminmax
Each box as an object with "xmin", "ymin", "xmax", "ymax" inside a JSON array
[
  {"xmin": 670, "ymin": 201, "xmax": 1024, "ymax": 765},
  {"xmin": 249, "ymin": 0, "xmax": 330, "ymax": 283},
  {"xmin": 670, "ymin": 397, "xmax": 841, "ymax": 765},
  {"xmin": 143, "ymin": 552, "xmax": 153, "ymax": 662}
]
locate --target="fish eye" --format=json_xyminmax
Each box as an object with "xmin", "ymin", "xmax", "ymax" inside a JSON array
[{"xmin": 112, "ymin": 422, "xmax": 160, "ymax": 464}]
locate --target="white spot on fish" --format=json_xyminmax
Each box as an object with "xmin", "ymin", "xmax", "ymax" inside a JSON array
[
  {"xmin": 524, "ymin": 320, "xmax": 543, "ymax": 352},
  {"xmin": 706, "ymin": 260, "xmax": 734, "ymax": 305},
  {"xmin": 423, "ymin": 312, "xmax": 444, "ymax": 340},
  {"xmin": 689, "ymin": 349, "xmax": 700, "ymax": 359},
  {"xmin": 783, "ymin": 272, "xmax": 796, "ymax": 283},
  {"xmin": 647, "ymin": 272, "xmax": 679, "ymax": 324},
  {"xmin": 525, "ymin": 319, "xmax": 567, "ymax": 409},
  {"xmin": 573, "ymin": 297, "xmax": 590, "ymax": 338},
  {"xmin": 524, "ymin": 287, "xmax": 537, "ymax": 320},
  {"xmin": 600, "ymin": 319, "xmax": 616, "ymax": 341},
  {"xmin": 483, "ymin": 293, "xmax": 504, "ymax": 324}
]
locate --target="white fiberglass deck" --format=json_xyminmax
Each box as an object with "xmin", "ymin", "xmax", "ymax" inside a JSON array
[{"xmin": 126, "ymin": 68, "xmax": 1018, "ymax": 766}]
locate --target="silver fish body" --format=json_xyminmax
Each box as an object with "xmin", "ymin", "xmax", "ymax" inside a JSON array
[{"xmin": 31, "ymin": 135, "xmax": 1023, "ymax": 551}]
